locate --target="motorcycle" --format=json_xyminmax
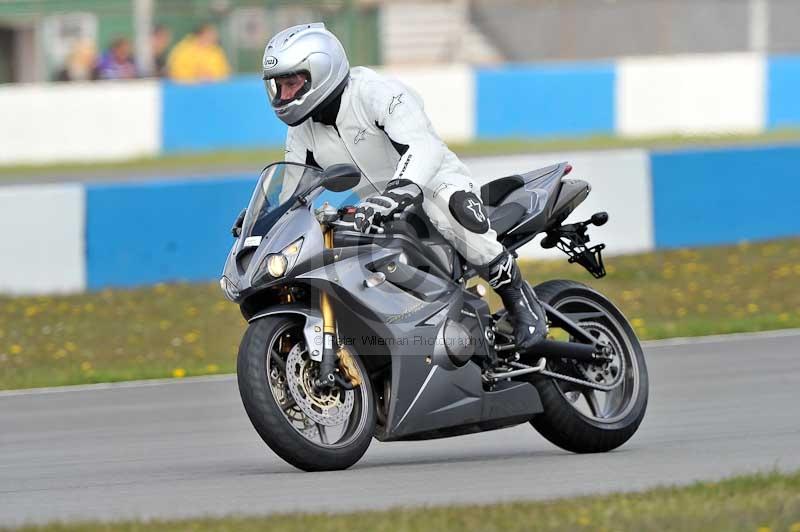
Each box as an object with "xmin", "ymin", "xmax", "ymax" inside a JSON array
[{"xmin": 221, "ymin": 161, "xmax": 648, "ymax": 471}]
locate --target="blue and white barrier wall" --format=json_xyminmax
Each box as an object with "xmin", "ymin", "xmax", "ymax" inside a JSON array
[
  {"xmin": 0, "ymin": 80, "xmax": 161, "ymax": 164},
  {"xmin": 2, "ymin": 144, "xmax": 799, "ymax": 295},
  {"xmin": 3, "ymin": 53, "xmax": 800, "ymax": 164}
]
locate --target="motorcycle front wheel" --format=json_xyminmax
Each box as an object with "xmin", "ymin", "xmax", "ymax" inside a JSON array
[
  {"xmin": 530, "ymin": 280, "xmax": 649, "ymax": 453},
  {"xmin": 237, "ymin": 316, "xmax": 376, "ymax": 471}
]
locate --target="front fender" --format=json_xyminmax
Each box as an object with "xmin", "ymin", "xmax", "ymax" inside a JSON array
[{"xmin": 248, "ymin": 304, "xmax": 324, "ymax": 361}]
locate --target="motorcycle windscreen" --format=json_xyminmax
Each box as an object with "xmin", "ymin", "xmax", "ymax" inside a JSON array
[
  {"xmin": 240, "ymin": 162, "xmax": 366, "ymax": 240},
  {"xmin": 313, "ymin": 188, "xmax": 361, "ymax": 210},
  {"xmin": 240, "ymin": 162, "xmax": 320, "ymax": 239}
]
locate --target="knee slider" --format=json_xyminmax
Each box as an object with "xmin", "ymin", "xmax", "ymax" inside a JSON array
[{"xmin": 448, "ymin": 191, "xmax": 489, "ymax": 234}]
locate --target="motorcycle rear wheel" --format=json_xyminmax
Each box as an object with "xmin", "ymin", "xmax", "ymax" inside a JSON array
[
  {"xmin": 529, "ymin": 280, "xmax": 649, "ymax": 453},
  {"xmin": 237, "ymin": 316, "xmax": 376, "ymax": 471}
]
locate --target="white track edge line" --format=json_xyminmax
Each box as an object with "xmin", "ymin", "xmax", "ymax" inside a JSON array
[
  {"xmin": 642, "ymin": 327, "xmax": 800, "ymax": 347},
  {"xmin": 1, "ymin": 328, "xmax": 798, "ymax": 397},
  {"xmin": 0, "ymin": 374, "xmax": 236, "ymax": 397}
]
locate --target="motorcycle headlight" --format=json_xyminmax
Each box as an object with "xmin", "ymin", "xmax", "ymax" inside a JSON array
[
  {"xmin": 254, "ymin": 238, "xmax": 304, "ymax": 284},
  {"xmin": 266, "ymin": 254, "xmax": 288, "ymax": 277}
]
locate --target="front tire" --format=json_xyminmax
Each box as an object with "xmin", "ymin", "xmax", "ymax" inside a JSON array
[
  {"xmin": 530, "ymin": 280, "xmax": 648, "ymax": 453},
  {"xmin": 237, "ymin": 316, "xmax": 376, "ymax": 471}
]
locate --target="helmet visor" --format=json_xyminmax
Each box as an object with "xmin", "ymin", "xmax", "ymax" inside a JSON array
[{"xmin": 265, "ymin": 72, "xmax": 311, "ymax": 108}]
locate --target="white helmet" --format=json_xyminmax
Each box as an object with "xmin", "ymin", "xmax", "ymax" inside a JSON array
[{"xmin": 262, "ymin": 23, "xmax": 350, "ymax": 126}]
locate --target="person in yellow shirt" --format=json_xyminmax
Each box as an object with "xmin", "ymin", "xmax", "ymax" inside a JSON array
[{"xmin": 167, "ymin": 23, "xmax": 231, "ymax": 82}]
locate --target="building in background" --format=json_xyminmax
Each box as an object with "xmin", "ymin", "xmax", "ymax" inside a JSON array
[{"xmin": 3, "ymin": 0, "xmax": 800, "ymax": 84}]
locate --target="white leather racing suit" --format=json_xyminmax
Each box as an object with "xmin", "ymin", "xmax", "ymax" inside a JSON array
[{"xmin": 283, "ymin": 66, "xmax": 503, "ymax": 266}]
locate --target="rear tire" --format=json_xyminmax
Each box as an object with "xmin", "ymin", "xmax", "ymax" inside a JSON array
[
  {"xmin": 529, "ymin": 280, "xmax": 648, "ymax": 453},
  {"xmin": 237, "ymin": 316, "xmax": 376, "ymax": 471}
]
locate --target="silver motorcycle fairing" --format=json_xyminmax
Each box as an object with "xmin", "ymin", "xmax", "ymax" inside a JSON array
[
  {"xmin": 222, "ymin": 199, "xmax": 326, "ymax": 301},
  {"xmin": 290, "ymin": 245, "xmax": 544, "ymax": 441}
]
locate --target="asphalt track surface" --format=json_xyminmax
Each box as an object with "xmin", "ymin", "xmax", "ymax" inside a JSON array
[{"xmin": 2, "ymin": 330, "xmax": 799, "ymax": 526}]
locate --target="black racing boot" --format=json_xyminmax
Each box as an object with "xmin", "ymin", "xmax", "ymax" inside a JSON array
[{"xmin": 479, "ymin": 250, "xmax": 547, "ymax": 350}]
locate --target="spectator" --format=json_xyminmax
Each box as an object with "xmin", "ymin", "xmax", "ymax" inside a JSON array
[
  {"xmin": 55, "ymin": 40, "xmax": 99, "ymax": 82},
  {"xmin": 167, "ymin": 23, "xmax": 231, "ymax": 82},
  {"xmin": 151, "ymin": 24, "xmax": 173, "ymax": 77},
  {"xmin": 96, "ymin": 38, "xmax": 138, "ymax": 80}
]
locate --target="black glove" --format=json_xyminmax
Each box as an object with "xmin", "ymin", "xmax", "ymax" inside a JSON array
[{"xmin": 354, "ymin": 179, "xmax": 422, "ymax": 233}]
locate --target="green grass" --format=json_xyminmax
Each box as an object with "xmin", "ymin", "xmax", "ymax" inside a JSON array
[
  {"xmin": 1, "ymin": 237, "xmax": 799, "ymax": 391},
  {"xmin": 3, "ymin": 129, "xmax": 800, "ymax": 180},
  {"xmin": 4, "ymin": 469, "xmax": 800, "ymax": 532},
  {"xmin": 513, "ymin": 237, "xmax": 800, "ymax": 340}
]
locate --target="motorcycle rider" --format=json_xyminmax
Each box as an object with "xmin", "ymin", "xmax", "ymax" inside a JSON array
[{"xmin": 262, "ymin": 23, "xmax": 547, "ymax": 350}]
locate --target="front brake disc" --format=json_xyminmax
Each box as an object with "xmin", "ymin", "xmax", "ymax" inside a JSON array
[{"xmin": 285, "ymin": 344, "xmax": 354, "ymax": 426}]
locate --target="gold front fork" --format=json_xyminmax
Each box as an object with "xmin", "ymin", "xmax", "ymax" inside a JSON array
[
  {"xmin": 320, "ymin": 227, "xmax": 336, "ymax": 337},
  {"xmin": 319, "ymin": 225, "xmax": 361, "ymax": 387}
]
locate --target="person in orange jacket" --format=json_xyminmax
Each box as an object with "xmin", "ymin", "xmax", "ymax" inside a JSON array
[{"xmin": 167, "ymin": 23, "xmax": 231, "ymax": 82}]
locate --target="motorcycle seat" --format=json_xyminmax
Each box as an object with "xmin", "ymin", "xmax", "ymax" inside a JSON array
[
  {"xmin": 482, "ymin": 164, "xmax": 568, "ymax": 237},
  {"xmin": 486, "ymin": 202, "xmax": 527, "ymax": 235},
  {"xmin": 480, "ymin": 165, "xmax": 560, "ymax": 208},
  {"xmin": 480, "ymin": 175, "xmax": 524, "ymax": 207}
]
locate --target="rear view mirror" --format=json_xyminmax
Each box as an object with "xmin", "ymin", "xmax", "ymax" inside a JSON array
[
  {"xmin": 231, "ymin": 208, "xmax": 246, "ymax": 238},
  {"xmin": 321, "ymin": 164, "xmax": 361, "ymax": 192}
]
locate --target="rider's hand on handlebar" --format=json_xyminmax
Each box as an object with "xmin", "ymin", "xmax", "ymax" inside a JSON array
[
  {"xmin": 353, "ymin": 179, "xmax": 423, "ymax": 234},
  {"xmin": 353, "ymin": 196, "xmax": 396, "ymax": 233}
]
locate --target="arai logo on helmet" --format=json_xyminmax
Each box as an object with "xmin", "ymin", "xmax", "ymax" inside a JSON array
[{"xmin": 263, "ymin": 56, "xmax": 278, "ymax": 69}]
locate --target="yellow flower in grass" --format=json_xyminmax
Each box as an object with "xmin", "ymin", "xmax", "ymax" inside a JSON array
[
  {"xmin": 206, "ymin": 364, "xmax": 219, "ymax": 374},
  {"xmin": 778, "ymin": 313, "xmax": 790, "ymax": 322},
  {"xmin": 24, "ymin": 306, "xmax": 39, "ymax": 318},
  {"xmin": 631, "ymin": 318, "xmax": 645, "ymax": 329},
  {"xmin": 756, "ymin": 527, "xmax": 771, "ymax": 532},
  {"xmin": 172, "ymin": 368, "xmax": 186, "ymax": 378},
  {"xmin": 621, "ymin": 290, "xmax": 635, "ymax": 302},
  {"xmin": 576, "ymin": 515, "xmax": 591, "ymax": 526},
  {"xmin": 9, "ymin": 344, "xmax": 22, "ymax": 355},
  {"xmin": 183, "ymin": 331, "xmax": 200, "ymax": 344},
  {"xmin": 747, "ymin": 303, "xmax": 760, "ymax": 314},
  {"xmin": 789, "ymin": 522, "xmax": 800, "ymax": 532},
  {"xmin": 773, "ymin": 265, "xmax": 792, "ymax": 278},
  {"xmin": 80, "ymin": 361, "xmax": 92, "ymax": 371}
]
